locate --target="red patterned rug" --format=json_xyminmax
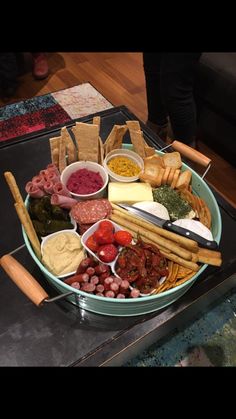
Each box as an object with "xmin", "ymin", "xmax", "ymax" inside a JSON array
[{"xmin": 0, "ymin": 83, "xmax": 113, "ymax": 145}]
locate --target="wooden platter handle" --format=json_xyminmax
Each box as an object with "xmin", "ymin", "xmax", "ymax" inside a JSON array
[
  {"xmin": 171, "ymin": 140, "xmax": 211, "ymax": 167},
  {"xmin": 0, "ymin": 254, "xmax": 49, "ymax": 306}
]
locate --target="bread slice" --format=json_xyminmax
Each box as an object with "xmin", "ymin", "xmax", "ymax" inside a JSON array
[
  {"xmin": 163, "ymin": 151, "xmax": 182, "ymax": 169},
  {"xmin": 139, "ymin": 172, "xmax": 159, "ymax": 188},
  {"xmin": 144, "ymin": 154, "xmax": 164, "ymax": 168},
  {"xmin": 162, "ymin": 166, "xmax": 171, "ymax": 184},
  {"xmin": 167, "ymin": 168, "xmax": 176, "ymax": 185},
  {"xmin": 171, "ymin": 169, "xmax": 180, "ymax": 189},
  {"xmin": 176, "ymin": 170, "xmax": 192, "ymax": 190}
]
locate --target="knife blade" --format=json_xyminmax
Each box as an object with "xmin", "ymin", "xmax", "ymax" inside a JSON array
[{"xmin": 117, "ymin": 203, "xmax": 219, "ymax": 250}]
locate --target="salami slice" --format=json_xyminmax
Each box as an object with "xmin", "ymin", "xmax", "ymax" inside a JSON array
[
  {"xmin": 98, "ymin": 199, "xmax": 112, "ymax": 217},
  {"xmin": 70, "ymin": 200, "xmax": 107, "ymax": 224}
]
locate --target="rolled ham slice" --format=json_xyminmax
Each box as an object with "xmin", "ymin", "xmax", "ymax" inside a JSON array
[
  {"xmin": 32, "ymin": 175, "xmax": 45, "ymax": 190},
  {"xmin": 39, "ymin": 170, "xmax": 48, "ymax": 180},
  {"xmin": 45, "ymin": 171, "xmax": 60, "ymax": 184},
  {"xmin": 25, "ymin": 181, "xmax": 45, "ymax": 198},
  {"xmin": 43, "ymin": 180, "xmax": 55, "ymax": 195},
  {"xmin": 47, "ymin": 163, "xmax": 60, "ymax": 176},
  {"xmin": 51, "ymin": 193, "xmax": 78, "ymax": 209},
  {"xmin": 53, "ymin": 181, "xmax": 71, "ymax": 197}
]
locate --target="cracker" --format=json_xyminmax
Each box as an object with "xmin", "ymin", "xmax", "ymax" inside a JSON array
[
  {"xmin": 98, "ymin": 136, "xmax": 104, "ymax": 165},
  {"xmin": 144, "ymin": 154, "xmax": 164, "ymax": 168},
  {"xmin": 163, "ymin": 152, "xmax": 182, "ymax": 169},
  {"xmin": 58, "ymin": 135, "xmax": 66, "ymax": 173},
  {"xmin": 61, "ymin": 127, "xmax": 77, "ymax": 164},
  {"xmin": 171, "ymin": 169, "xmax": 180, "ymax": 189},
  {"xmin": 162, "ymin": 166, "xmax": 171, "ymax": 185},
  {"xmin": 128, "ymin": 129, "xmax": 146, "ymax": 158},
  {"xmin": 74, "ymin": 122, "xmax": 99, "ymax": 162},
  {"xmin": 93, "ymin": 116, "xmax": 101, "ymax": 132},
  {"xmin": 126, "ymin": 120, "xmax": 141, "ymax": 131},
  {"xmin": 167, "ymin": 168, "xmax": 176, "ymax": 185},
  {"xmin": 144, "ymin": 145, "xmax": 156, "ymax": 157},
  {"xmin": 49, "ymin": 136, "xmax": 60, "ymax": 167},
  {"xmin": 104, "ymin": 125, "xmax": 127, "ymax": 155}
]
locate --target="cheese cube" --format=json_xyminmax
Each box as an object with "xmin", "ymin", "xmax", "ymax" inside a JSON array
[{"xmin": 108, "ymin": 182, "xmax": 153, "ymax": 204}]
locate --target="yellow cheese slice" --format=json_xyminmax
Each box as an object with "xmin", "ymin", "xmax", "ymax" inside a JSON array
[{"xmin": 108, "ymin": 182, "xmax": 153, "ymax": 203}]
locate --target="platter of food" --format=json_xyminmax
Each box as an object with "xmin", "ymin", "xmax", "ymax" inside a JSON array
[{"xmin": 1, "ymin": 116, "xmax": 222, "ymax": 316}]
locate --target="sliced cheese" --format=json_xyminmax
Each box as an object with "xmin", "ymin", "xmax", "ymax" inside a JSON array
[{"xmin": 108, "ymin": 182, "xmax": 153, "ymax": 204}]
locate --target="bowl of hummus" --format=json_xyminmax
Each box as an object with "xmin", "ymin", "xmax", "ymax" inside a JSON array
[{"xmin": 41, "ymin": 229, "xmax": 85, "ymax": 278}]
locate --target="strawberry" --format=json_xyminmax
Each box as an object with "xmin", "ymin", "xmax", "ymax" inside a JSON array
[
  {"xmin": 114, "ymin": 230, "xmax": 133, "ymax": 246},
  {"xmin": 97, "ymin": 244, "xmax": 118, "ymax": 263}
]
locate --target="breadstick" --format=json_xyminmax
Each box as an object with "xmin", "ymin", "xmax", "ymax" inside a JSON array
[
  {"xmin": 110, "ymin": 213, "xmax": 193, "ymax": 261},
  {"xmin": 14, "ymin": 203, "xmax": 41, "ymax": 260},
  {"xmin": 111, "ymin": 204, "xmax": 198, "ymax": 252},
  {"xmin": 4, "ymin": 170, "xmax": 41, "ymax": 259},
  {"xmin": 4, "ymin": 171, "xmax": 25, "ymax": 206},
  {"xmin": 197, "ymin": 254, "xmax": 222, "ymax": 266},
  {"xmin": 158, "ymin": 249, "xmax": 199, "ymax": 271},
  {"xmin": 197, "ymin": 247, "xmax": 221, "ymax": 258}
]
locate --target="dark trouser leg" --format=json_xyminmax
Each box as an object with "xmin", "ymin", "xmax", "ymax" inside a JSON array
[
  {"xmin": 160, "ymin": 53, "xmax": 201, "ymax": 145},
  {"xmin": 143, "ymin": 53, "xmax": 168, "ymax": 126}
]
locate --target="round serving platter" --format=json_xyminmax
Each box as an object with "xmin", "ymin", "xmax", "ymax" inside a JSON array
[{"xmin": 22, "ymin": 144, "xmax": 222, "ymax": 317}]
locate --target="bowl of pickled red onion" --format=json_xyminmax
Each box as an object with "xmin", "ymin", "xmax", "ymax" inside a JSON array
[{"xmin": 61, "ymin": 161, "xmax": 109, "ymax": 200}]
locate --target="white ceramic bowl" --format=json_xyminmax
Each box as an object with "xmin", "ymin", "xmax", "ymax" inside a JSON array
[
  {"xmin": 81, "ymin": 219, "xmax": 123, "ymax": 270},
  {"xmin": 103, "ymin": 148, "xmax": 144, "ymax": 182},
  {"xmin": 60, "ymin": 161, "xmax": 109, "ymax": 201},
  {"xmin": 41, "ymin": 229, "xmax": 84, "ymax": 278}
]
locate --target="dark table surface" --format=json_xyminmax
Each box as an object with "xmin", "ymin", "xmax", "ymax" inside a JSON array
[{"xmin": 1, "ymin": 105, "xmax": 236, "ymax": 366}]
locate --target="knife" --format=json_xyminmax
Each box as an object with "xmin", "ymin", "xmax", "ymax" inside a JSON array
[{"xmin": 117, "ymin": 203, "xmax": 219, "ymax": 250}]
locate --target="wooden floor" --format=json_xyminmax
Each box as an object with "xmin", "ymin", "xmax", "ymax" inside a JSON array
[{"xmin": 1, "ymin": 52, "xmax": 236, "ymax": 208}]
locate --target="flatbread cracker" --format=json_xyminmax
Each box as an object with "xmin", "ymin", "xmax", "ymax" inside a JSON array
[
  {"xmin": 126, "ymin": 120, "xmax": 141, "ymax": 131},
  {"xmin": 93, "ymin": 116, "xmax": 101, "ymax": 132},
  {"xmin": 144, "ymin": 145, "xmax": 156, "ymax": 157},
  {"xmin": 98, "ymin": 136, "xmax": 104, "ymax": 165},
  {"xmin": 104, "ymin": 125, "xmax": 127, "ymax": 155},
  {"xmin": 49, "ymin": 137, "xmax": 60, "ymax": 167},
  {"xmin": 61, "ymin": 127, "xmax": 77, "ymax": 164},
  {"xmin": 73, "ymin": 122, "xmax": 99, "ymax": 162},
  {"xmin": 129, "ymin": 129, "xmax": 146, "ymax": 158},
  {"xmin": 58, "ymin": 135, "xmax": 66, "ymax": 173}
]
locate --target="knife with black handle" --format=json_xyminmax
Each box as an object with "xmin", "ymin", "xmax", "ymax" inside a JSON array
[{"xmin": 117, "ymin": 203, "xmax": 219, "ymax": 250}]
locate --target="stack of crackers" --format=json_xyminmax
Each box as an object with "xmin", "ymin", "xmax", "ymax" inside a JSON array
[
  {"xmin": 49, "ymin": 116, "xmax": 104, "ymax": 174},
  {"xmin": 48, "ymin": 118, "xmax": 158, "ymax": 174},
  {"xmin": 139, "ymin": 152, "xmax": 192, "ymax": 190}
]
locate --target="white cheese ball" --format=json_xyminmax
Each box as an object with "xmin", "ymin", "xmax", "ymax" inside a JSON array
[
  {"xmin": 173, "ymin": 219, "xmax": 213, "ymax": 241},
  {"xmin": 132, "ymin": 201, "xmax": 170, "ymax": 220}
]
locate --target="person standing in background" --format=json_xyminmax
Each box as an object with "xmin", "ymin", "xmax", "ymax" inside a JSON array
[
  {"xmin": 0, "ymin": 53, "xmax": 19, "ymax": 98},
  {"xmin": 143, "ymin": 53, "xmax": 202, "ymax": 148}
]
